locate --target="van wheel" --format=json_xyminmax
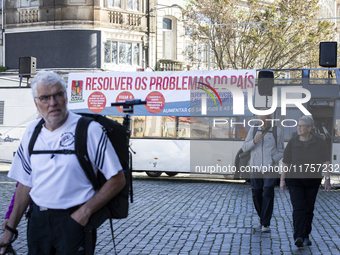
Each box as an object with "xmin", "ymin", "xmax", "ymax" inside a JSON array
[
  {"xmin": 165, "ymin": 172, "xmax": 178, "ymax": 177},
  {"xmin": 146, "ymin": 171, "xmax": 162, "ymax": 177}
]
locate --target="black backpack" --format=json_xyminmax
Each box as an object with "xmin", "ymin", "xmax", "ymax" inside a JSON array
[
  {"xmin": 28, "ymin": 113, "xmax": 131, "ymax": 220},
  {"xmin": 235, "ymin": 126, "xmax": 278, "ymax": 181}
]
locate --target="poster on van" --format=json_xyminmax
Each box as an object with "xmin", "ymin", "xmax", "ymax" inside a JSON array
[{"xmin": 67, "ymin": 70, "xmax": 255, "ymax": 117}]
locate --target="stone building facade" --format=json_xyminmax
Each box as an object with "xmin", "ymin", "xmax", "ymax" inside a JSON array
[{"xmin": 2, "ymin": 0, "xmax": 152, "ymax": 71}]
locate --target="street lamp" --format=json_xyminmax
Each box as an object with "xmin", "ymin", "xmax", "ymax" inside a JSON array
[{"xmin": 150, "ymin": 4, "xmax": 179, "ymax": 12}]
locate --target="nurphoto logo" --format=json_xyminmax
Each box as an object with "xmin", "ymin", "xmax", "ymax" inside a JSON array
[{"xmin": 200, "ymin": 83, "xmax": 312, "ymax": 128}]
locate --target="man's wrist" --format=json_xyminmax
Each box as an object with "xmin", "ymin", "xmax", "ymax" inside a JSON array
[{"xmin": 5, "ymin": 224, "xmax": 18, "ymax": 234}]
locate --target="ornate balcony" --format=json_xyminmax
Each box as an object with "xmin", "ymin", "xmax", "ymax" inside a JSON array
[
  {"xmin": 18, "ymin": 8, "xmax": 39, "ymax": 23},
  {"xmin": 108, "ymin": 10, "xmax": 123, "ymax": 24},
  {"xmin": 158, "ymin": 59, "xmax": 184, "ymax": 71},
  {"xmin": 127, "ymin": 13, "xmax": 142, "ymax": 26},
  {"xmin": 108, "ymin": 10, "xmax": 143, "ymax": 26}
]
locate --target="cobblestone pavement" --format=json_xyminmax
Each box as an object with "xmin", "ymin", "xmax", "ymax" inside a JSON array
[{"xmin": 1, "ymin": 167, "xmax": 340, "ymax": 255}]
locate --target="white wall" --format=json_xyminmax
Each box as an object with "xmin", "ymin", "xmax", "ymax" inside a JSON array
[{"xmin": 0, "ymin": 88, "xmax": 37, "ymax": 162}]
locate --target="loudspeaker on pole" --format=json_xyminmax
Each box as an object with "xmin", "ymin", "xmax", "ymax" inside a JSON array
[
  {"xmin": 19, "ymin": 57, "xmax": 37, "ymax": 78},
  {"xmin": 319, "ymin": 42, "xmax": 337, "ymax": 67},
  {"xmin": 258, "ymin": 70, "xmax": 274, "ymax": 96}
]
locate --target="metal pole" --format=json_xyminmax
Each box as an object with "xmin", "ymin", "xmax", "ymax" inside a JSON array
[
  {"xmin": 2, "ymin": 0, "xmax": 4, "ymax": 67},
  {"xmin": 208, "ymin": 26, "xmax": 210, "ymax": 70},
  {"xmin": 146, "ymin": 0, "xmax": 150, "ymax": 69}
]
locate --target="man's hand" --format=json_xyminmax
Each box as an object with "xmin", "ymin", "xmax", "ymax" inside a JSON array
[
  {"xmin": 0, "ymin": 183, "xmax": 31, "ymax": 255},
  {"xmin": 324, "ymin": 179, "xmax": 331, "ymax": 192},
  {"xmin": 323, "ymin": 162, "xmax": 331, "ymax": 192},
  {"xmin": 70, "ymin": 206, "xmax": 91, "ymax": 227},
  {"xmin": 0, "ymin": 229, "xmax": 14, "ymax": 255},
  {"xmin": 280, "ymin": 179, "xmax": 286, "ymax": 193},
  {"xmin": 70, "ymin": 170, "xmax": 126, "ymax": 227},
  {"xmin": 1, "ymin": 219, "xmax": 8, "ymax": 232},
  {"xmin": 254, "ymin": 134, "xmax": 263, "ymax": 144}
]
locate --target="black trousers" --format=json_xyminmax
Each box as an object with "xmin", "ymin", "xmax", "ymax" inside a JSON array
[
  {"xmin": 288, "ymin": 184, "xmax": 319, "ymax": 240},
  {"xmin": 27, "ymin": 204, "xmax": 97, "ymax": 255},
  {"xmin": 250, "ymin": 176, "xmax": 277, "ymax": 226}
]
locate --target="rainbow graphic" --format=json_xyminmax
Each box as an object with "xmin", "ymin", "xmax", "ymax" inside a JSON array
[{"xmin": 197, "ymin": 82, "xmax": 222, "ymax": 106}]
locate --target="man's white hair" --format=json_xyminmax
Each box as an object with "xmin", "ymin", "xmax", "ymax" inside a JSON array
[{"xmin": 31, "ymin": 70, "xmax": 66, "ymax": 98}]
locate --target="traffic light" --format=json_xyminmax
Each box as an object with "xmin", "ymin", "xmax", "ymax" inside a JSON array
[{"xmin": 258, "ymin": 70, "xmax": 274, "ymax": 96}]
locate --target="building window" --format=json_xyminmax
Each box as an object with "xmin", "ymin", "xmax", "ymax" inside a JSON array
[
  {"xmin": 127, "ymin": 0, "xmax": 139, "ymax": 11},
  {"xmin": 163, "ymin": 18, "xmax": 174, "ymax": 59},
  {"xmin": 186, "ymin": 43, "xmax": 194, "ymax": 61},
  {"xmin": 130, "ymin": 116, "xmax": 176, "ymax": 138},
  {"xmin": 21, "ymin": 0, "xmax": 39, "ymax": 7},
  {"xmin": 203, "ymin": 45, "xmax": 208, "ymax": 62},
  {"xmin": 119, "ymin": 42, "xmax": 127, "ymax": 64},
  {"xmin": 185, "ymin": 26, "xmax": 194, "ymax": 36},
  {"xmin": 163, "ymin": 18, "xmax": 172, "ymax": 30},
  {"xmin": 105, "ymin": 40, "xmax": 141, "ymax": 65},
  {"xmin": 133, "ymin": 43, "xmax": 140, "ymax": 65},
  {"xmin": 126, "ymin": 43, "xmax": 132, "ymax": 65},
  {"xmin": 104, "ymin": 41, "xmax": 118, "ymax": 64},
  {"xmin": 198, "ymin": 44, "xmax": 208, "ymax": 63},
  {"xmin": 108, "ymin": 0, "xmax": 121, "ymax": 8},
  {"xmin": 0, "ymin": 101, "xmax": 4, "ymax": 125}
]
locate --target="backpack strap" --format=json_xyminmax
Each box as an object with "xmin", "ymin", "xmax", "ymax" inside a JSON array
[
  {"xmin": 75, "ymin": 117, "xmax": 100, "ymax": 191},
  {"xmin": 28, "ymin": 118, "xmax": 45, "ymax": 156},
  {"xmin": 30, "ymin": 149, "xmax": 76, "ymax": 155},
  {"xmin": 28, "ymin": 118, "xmax": 76, "ymax": 156},
  {"xmin": 252, "ymin": 125, "xmax": 277, "ymax": 148},
  {"xmin": 252, "ymin": 126, "xmax": 258, "ymax": 140}
]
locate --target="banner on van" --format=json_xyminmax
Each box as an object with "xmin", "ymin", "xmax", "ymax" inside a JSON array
[{"xmin": 67, "ymin": 70, "xmax": 255, "ymax": 116}]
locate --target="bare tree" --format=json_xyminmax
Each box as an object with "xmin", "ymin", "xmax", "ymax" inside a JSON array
[{"xmin": 183, "ymin": 0, "xmax": 335, "ymax": 70}]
